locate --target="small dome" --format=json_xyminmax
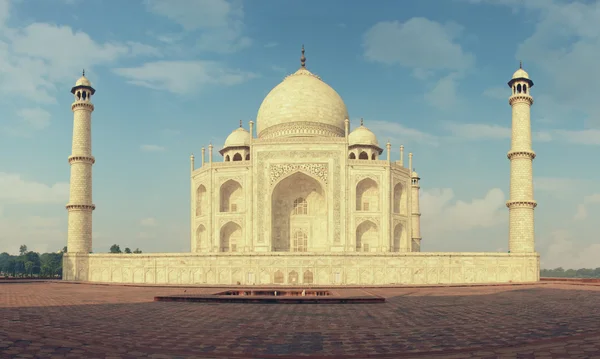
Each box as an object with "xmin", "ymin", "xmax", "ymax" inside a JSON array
[
  {"xmin": 223, "ymin": 127, "xmax": 251, "ymax": 148},
  {"xmin": 349, "ymin": 123, "xmax": 379, "ymax": 147},
  {"xmin": 75, "ymin": 75, "xmax": 92, "ymax": 87},
  {"xmin": 512, "ymin": 68, "xmax": 529, "ymax": 80},
  {"xmin": 411, "ymin": 171, "xmax": 419, "ymax": 178}
]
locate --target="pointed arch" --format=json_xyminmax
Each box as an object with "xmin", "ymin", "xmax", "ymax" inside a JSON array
[
  {"xmin": 245, "ymin": 153, "xmax": 250, "ymax": 160},
  {"xmin": 356, "ymin": 220, "xmax": 378, "ymax": 252},
  {"xmin": 271, "ymin": 171, "xmax": 326, "ymax": 252},
  {"xmin": 393, "ymin": 182, "xmax": 404, "ymax": 214},
  {"xmin": 225, "ymin": 155, "xmax": 230, "ymax": 161},
  {"xmin": 195, "ymin": 225, "xmax": 206, "ymax": 252},
  {"xmin": 303, "ymin": 270, "xmax": 314, "ymax": 284},
  {"xmin": 349, "ymin": 152, "xmax": 356, "ymax": 159},
  {"xmin": 274, "ymin": 270, "xmax": 284, "ymax": 284},
  {"xmin": 195, "ymin": 184, "xmax": 207, "ymax": 216},
  {"xmin": 220, "ymin": 179, "xmax": 243, "ymax": 212},
  {"xmin": 232, "ymin": 153, "xmax": 243, "ymax": 161},
  {"xmin": 288, "ymin": 270, "xmax": 299, "ymax": 284},
  {"xmin": 356, "ymin": 178, "xmax": 379, "ymax": 211},
  {"xmin": 220, "ymin": 221, "xmax": 241, "ymax": 252},
  {"xmin": 393, "ymin": 223, "xmax": 406, "ymax": 252},
  {"xmin": 359, "ymin": 151, "xmax": 368, "ymax": 160},
  {"xmin": 371, "ymin": 153, "xmax": 376, "ymax": 160}
]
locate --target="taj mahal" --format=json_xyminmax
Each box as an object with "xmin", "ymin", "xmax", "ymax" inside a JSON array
[{"xmin": 63, "ymin": 48, "xmax": 540, "ymax": 285}]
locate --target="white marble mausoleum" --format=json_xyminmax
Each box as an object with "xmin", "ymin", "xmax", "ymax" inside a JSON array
[{"xmin": 63, "ymin": 50, "xmax": 540, "ymax": 286}]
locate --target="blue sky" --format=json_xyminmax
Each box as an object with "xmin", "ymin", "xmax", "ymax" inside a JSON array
[{"xmin": 0, "ymin": 0, "xmax": 599, "ymax": 269}]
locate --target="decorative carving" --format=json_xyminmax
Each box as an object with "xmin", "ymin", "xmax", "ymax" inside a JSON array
[
  {"xmin": 270, "ymin": 163, "xmax": 328, "ymax": 186},
  {"xmin": 219, "ymin": 176, "xmax": 244, "ymax": 185},
  {"xmin": 218, "ymin": 217, "xmax": 243, "ymax": 228},
  {"xmin": 257, "ymin": 151, "xmax": 341, "ymax": 244},
  {"xmin": 507, "ymin": 151, "xmax": 536, "ymax": 160},
  {"xmin": 259, "ymin": 121, "xmax": 344, "ymax": 139},
  {"xmin": 356, "ymin": 216, "xmax": 380, "ymax": 226},
  {"xmin": 355, "ymin": 174, "xmax": 378, "ymax": 184}
]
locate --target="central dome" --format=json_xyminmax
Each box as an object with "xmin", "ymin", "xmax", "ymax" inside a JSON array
[{"xmin": 256, "ymin": 51, "xmax": 349, "ymax": 139}]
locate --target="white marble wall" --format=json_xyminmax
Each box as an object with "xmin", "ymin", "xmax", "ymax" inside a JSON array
[{"xmin": 63, "ymin": 252, "xmax": 540, "ymax": 285}]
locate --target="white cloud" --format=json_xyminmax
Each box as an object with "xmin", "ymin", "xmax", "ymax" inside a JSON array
[
  {"xmin": 442, "ymin": 122, "xmax": 511, "ymax": 140},
  {"xmin": 144, "ymin": 0, "xmax": 252, "ymax": 53},
  {"xmin": 17, "ymin": 107, "xmax": 51, "ymax": 130},
  {"xmin": 363, "ymin": 18, "xmax": 474, "ymax": 71},
  {"xmin": 363, "ymin": 119, "xmax": 439, "ymax": 146},
  {"xmin": 114, "ymin": 61, "xmax": 257, "ymax": 94},
  {"xmin": 2, "ymin": 107, "xmax": 52, "ymax": 136},
  {"xmin": 421, "ymin": 187, "xmax": 507, "ymax": 233},
  {"xmin": 0, "ymin": 172, "xmax": 69, "ymax": 204},
  {"xmin": 424, "ymin": 73, "xmax": 462, "ymax": 111},
  {"xmin": 140, "ymin": 144, "xmax": 166, "ymax": 152},
  {"xmin": 140, "ymin": 217, "xmax": 157, "ymax": 226},
  {"xmin": 483, "ymin": 86, "xmax": 508, "ymax": 100},
  {"xmin": 0, "ymin": 214, "xmax": 65, "ymax": 255},
  {"xmin": 467, "ymin": 0, "xmax": 600, "ymax": 126},
  {"xmin": 0, "ymin": 18, "xmax": 160, "ymax": 104},
  {"xmin": 0, "ymin": 0, "xmax": 8, "ymax": 27},
  {"xmin": 542, "ymin": 230, "xmax": 600, "ymax": 269},
  {"xmin": 553, "ymin": 129, "xmax": 600, "ymax": 145},
  {"xmin": 572, "ymin": 193, "xmax": 600, "ymax": 221}
]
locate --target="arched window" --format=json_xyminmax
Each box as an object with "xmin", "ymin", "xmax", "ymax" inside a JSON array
[
  {"xmin": 225, "ymin": 155, "xmax": 230, "ymax": 161},
  {"xmin": 293, "ymin": 197, "xmax": 308, "ymax": 215},
  {"xmin": 349, "ymin": 152, "xmax": 356, "ymax": 159},
  {"xmin": 517, "ymin": 84, "xmax": 522, "ymax": 93},
  {"xmin": 303, "ymin": 270, "xmax": 314, "ymax": 284},
  {"xmin": 232, "ymin": 153, "xmax": 242, "ymax": 161},
  {"xmin": 245, "ymin": 154, "xmax": 250, "ymax": 160},
  {"xmin": 359, "ymin": 151, "xmax": 368, "ymax": 160},
  {"xmin": 293, "ymin": 231, "xmax": 308, "ymax": 252},
  {"xmin": 371, "ymin": 153, "xmax": 376, "ymax": 160},
  {"xmin": 523, "ymin": 84, "xmax": 527, "ymax": 94},
  {"xmin": 274, "ymin": 270, "xmax": 284, "ymax": 284}
]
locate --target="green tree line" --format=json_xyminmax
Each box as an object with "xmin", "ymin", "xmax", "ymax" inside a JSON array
[
  {"xmin": 0, "ymin": 245, "xmax": 65, "ymax": 278},
  {"xmin": 541, "ymin": 267, "xmax": 600, "ymax": 278},
  {"xmin": 1, "ymin": 244, "xmax": 144, "ymax": 278}
]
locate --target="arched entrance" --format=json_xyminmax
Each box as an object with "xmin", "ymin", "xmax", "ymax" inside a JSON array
[
  {"xmin": 271, "ymin": 172, "xmax": 326, "ymax": 251},
  {"xmin": 220, "ymin": 221, "xmax": 242, "ymax": 252}
]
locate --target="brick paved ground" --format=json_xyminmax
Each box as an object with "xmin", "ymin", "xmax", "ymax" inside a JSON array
[{"xmin": 1, "ymin": 282, "xmax": 600, "ymax": 358}]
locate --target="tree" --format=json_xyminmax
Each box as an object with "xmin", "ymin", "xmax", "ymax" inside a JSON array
[
  {"xmin": 109, "ymin": 244, "xmax": 122, "ymax": 253},
  {"xmin": 19, "ymin": 245, "xmax": 28, "ymax": 256},
  {"xmin": 133, "ymin": 248, "xmax": 142, "ymax": 254},
  {"xmin": 62, "ymin": 246, "xmax": 68, "ymax": 253},
  {"xmin": 24, "ymin": 261, "xmax": 33, "ymax": 277},
  {"xmin": 124, "ymin": 248, "xmax": 132, "ymax": 254}
]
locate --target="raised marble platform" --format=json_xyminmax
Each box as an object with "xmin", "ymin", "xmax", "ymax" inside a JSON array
[{"xmin": 63, "ymin": 251, "xmax": 540, "ymax": 286}]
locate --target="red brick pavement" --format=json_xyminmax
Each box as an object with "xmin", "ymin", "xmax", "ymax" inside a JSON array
[{"xmin": 1, "ymin": 282, "xmax": 600, "ymax": 358}]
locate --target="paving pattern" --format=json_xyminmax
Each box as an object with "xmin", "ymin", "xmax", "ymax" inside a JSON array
[{"xmin": 1, "ymin": 282, "xmax": 600, "ymax": 358}]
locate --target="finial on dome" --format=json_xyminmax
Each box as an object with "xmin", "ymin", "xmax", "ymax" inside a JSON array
[
  {"xmin": 82, "ymin": 69, "xmax": 85, "ymax": 76},
  {"xmin": 239, "ymin": 119, "xmax": 243, "ymax": 128},
  {"xmin": 519, "ymin": 60, "xmax": 522, "ymax": 69},
  {"xmin": 360, "ymin": 118, "xmax": 364, "ymax": 126},
  {"xmin": 300, "ymin": 44, "xmax": 306, "ymax": 68}
]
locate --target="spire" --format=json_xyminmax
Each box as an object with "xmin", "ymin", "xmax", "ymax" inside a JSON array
[
  {"xmin": 360, "ymin": 118, "xmax": 364, "ymax": 126},
  {"xmin": 300, "ymin": 44, "xmax": 306, "ymax": 68},
  {"xmin": 519, "ymin": 60, "xmax": 522, "ymax": 69},
  {"xmin": 82, "ymin": 69, "xmax": 85, "ymax": 76},
  {"xmin": 239, "ymin": 119, "xmax": 242, "ymax": 128}
]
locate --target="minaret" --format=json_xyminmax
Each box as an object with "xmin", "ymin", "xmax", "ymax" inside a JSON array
[
  {"xmin": 66, "ymin": 70, "xmax": 96, "ymax": 254},
  {"xmin": 409, "ymin": 153, "xmax": 421, "ymax": 252},
  {"xmin": 507, "ymin": 62, "xmax": 536, "ymax": 253}
]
